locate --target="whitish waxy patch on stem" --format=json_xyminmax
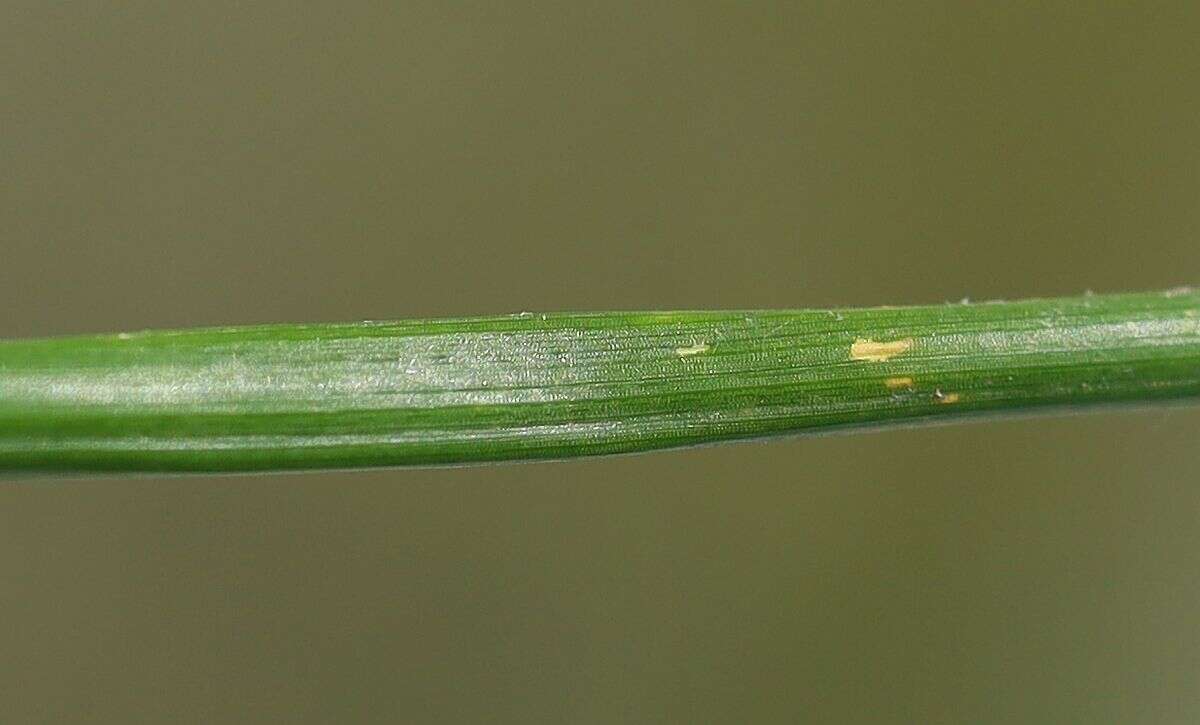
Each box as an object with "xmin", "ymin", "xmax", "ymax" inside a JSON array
[
  {"xmin": 675, "ymin": 340, "xmax": 710, "ymax": 357},
  {"xmin": 850, "ymin": 338, "xmax": 913, "ymax": 362}
]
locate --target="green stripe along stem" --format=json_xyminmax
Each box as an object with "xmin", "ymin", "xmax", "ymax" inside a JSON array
[{"xmin": 2, "ymin": 289, "xmax": 1198, "ymax": 473}]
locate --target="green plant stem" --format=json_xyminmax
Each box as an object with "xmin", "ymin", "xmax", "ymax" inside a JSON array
[{"xmin": 1, "ymin": 289, "xmax": 1197, "ymax": 474}]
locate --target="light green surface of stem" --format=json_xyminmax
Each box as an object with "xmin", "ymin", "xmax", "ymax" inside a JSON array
[{"xmin": 1, "ymin": 290, "xmax": 1198, "ymax": 473}]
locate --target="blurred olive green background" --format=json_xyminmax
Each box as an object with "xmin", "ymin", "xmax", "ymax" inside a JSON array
[{"xmin": 3, "ymin": 2, "xmax": 1200, "ymax": 722}]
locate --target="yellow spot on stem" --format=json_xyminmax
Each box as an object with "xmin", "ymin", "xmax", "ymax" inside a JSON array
[
  {"xmin": 935, "ymin": 390, "xmax": 961, "ymax": 404},
  {"xmin": 884, "ymin": 376, "xmax": 914, "ymax": 390},
  {"xmin": 675, "ymin": 340, "xmax": 710, "ymax": 357},
  {"xmin": 850, "ymin": 338, "xmax": 913, "ymax": 362}
]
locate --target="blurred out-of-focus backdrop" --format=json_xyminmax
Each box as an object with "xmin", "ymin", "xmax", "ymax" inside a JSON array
[{"xmin": 3, "ymin": 3, "xmax": 1199, "ymax": 722}]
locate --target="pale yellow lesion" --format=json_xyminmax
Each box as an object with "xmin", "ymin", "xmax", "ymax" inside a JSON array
[
  {"xmin": 884, "ymin": 376, "xmax": 914, "ymax": 390},
  {"xmin": 675, "ymin": 340, "xmax": 710, "ymax": 357},
  {"xmin": 850, "ymin": 337, "xmax": 913, "ymax": 362},
  {"xmin": 934, "ymin": 390, "xmax": 961, "ymax": 404}
]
